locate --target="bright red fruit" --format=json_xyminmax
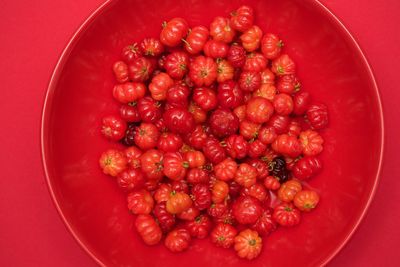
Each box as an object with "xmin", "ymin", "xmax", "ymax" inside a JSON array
[
  {"xmin": 264, "ymin": 175, "xmax": 281, "ymax": 190},
  {"xmin": 299, "ymin": 130, "xmax": 324, "ymax": 156},
  {"xmin": 183, "ymin": 150, "xmax": 205, "ymax": 168},
  {"xmin": 209, "ymin": 109, "xmax": 239, "ymax": 138},
  {"xmin": 166, "ymin": 192, "xmax": 192, "ymax": 214},
  {"xmin": 267, "ymin": 114, "xmax": 290, "ymax": 135},
  {"xmin": 292, "ymin": 156, "xmax": 322, "ymax": 180},
  {"xmin": 177, "ymin": 206, "xmax": 200, "ymax": 221},
  {"xmin": 273, "ymin": 202, "xmax": 301, "ymax": 227},
  {"xmin": 293, "ymin": 91, "xmax": 311, "ymax": 115},
  {"xmin": 239, "ymin": 120, "xmax": 261, "ymax": 140},
  {"xmin": 212, "ymin": 180, "xmax": 229, "ymax": 203},
  {"xmin": 241, "ymin": 183, "xmax": 267, "ymax": 202},
  {"xmin": 137, "ymin": 96, "xmax": 162, "ymax": 123},
  {"xmin": 251, "ymin": 208, "xmax": 276, "ymax": 235},
  {"xmin": 210, "ymin": 16, "xmax": 236, "ymax": 43},
  {"xmin": 163, "ymin": 152, "xmax": 188, "ymax": 181},
  {"xmin": 261, "ymin": 33, "xmax": 283, "ymax": 59},
  {"xmin": 230, "ymin": 5, "xmax": 254, "ymax": 32},
  {"xmin": 125, "ymin": 146, "xmax": 142, "ymax": 169},
  {"xmin": 128, "ymin": 57, "xmax": 155, "ymax": 82},
  {"xmin": 232, "ymin": 196, "xmax": 262, "ymax": 224},
  {"xmin": 207, "ymin": 201, "xmax": 228, "ymax": 217},
  {"xmin": 184, "ymin": 26, "xmax": 209, "ymax": 54},
  {"xmin": 258, "ymin": 126, "xmax": 277, "ymax": 144},
  {"xmin": 163, "ymin": 107, "xmax": 195, "ymax": 135},
  {"xmin": 225, "ymin": 134, "xmax": 249, "ymax": 159},
  {"xmin": 204, "ymin": 40, "xmax": 229, "ymax": 58},
  {"xmin": 135, "ymin": 214, "xmax": 162, "ymax": 245},
  {"xmin": 166, "ymin": 83, "xmax": 190, "ymax": 108},
  {"xmin": 154, "ymin": 184, "xmax": 172, "ymax": 203},
  {"xmin": 139, "ymin": 38, "xmax": 164, "ymax": 56},
  {"xmin": 149, "ymin": 72, "xmax": 174, "ymax": 101},
  {"xmin": 186, "ymin": 168, "xmax": 209, "ymax": 184},
  {"xmin": 306, "ymin": 103, "xmax": 329, "ymax": 130},
  {"xmin": 227, "ymin": 44, "xmax": 246, "ymax": 68},
  {"xmin": 113, "ymin": 82, "xmax": 146, "ymax": 104},
  {"xmin": 278, "ymin": 180, "xmax": 302, "ymax": 202},
  {"xmin": 140, "ymin": 149, "xmax": 164, "ymax": 180},
  {"xmin": 192, "ymin": 87, "xmax": 218, "ymax": 111},
  {"xmin": 216, "ymin": 59, "xmax": 234, "ymax": 83},
  {"xmin": 127, "ymin": 189, "xmax": 154, "ymax": 215},
  {"xmin": 293, "ymin": 190, "xmax": 320, "ymax": 212},
  {"xmin": 188, "ymin": 102, "xmax": 207, "ymax": 124},
  {"xmin": 113, "ymin": 61, "xmax": 129, "ymax": 83},
  {"xmin": 99, "ymin": 149, "xmax": 127, "ymax": 177},
  {"xmin": 189, "ymin": 56, "xmax": 217, "ymax": 87},
  {"xmin": 271, "ymin": 54, "xmax": 296, "ymax": 76},
  {"xmin": 273, "ymin": 93, "xmax": 294, "ymax": 115},
  {"xmin": 235, "ymin": 163, "xmax": 257, "ymax": 188},
  {"xmin": 277, "ymin": 74, "xmax": 300, "ymax": 94},
  {"xmin": 246, "ymin": 96, "xmax": 274, "ymax": 123},
  {"xmin": 240, "ymin": 25, "xmax": 262, "ymax": 52},
  {"xmin": 248, "ymin": 140, "xmax": 267, "ymax": 158},
  {"xmin": 246, "ymin": 158, "xmax": 269, "ymax": 180},
  {"xmin": 244, "ymin": 53, "xmax": 267, "ymax": 72},
  {"xmin": 211, "ymin": 223, "xmax": 237, "ymax": 248},
  {"xmin": 121, "ymin": 43, "xmax": 141, "ymax": 64},
  {"xmin": 217, "ymin": 80, "xmax": 244, "ymax": 109},
  {"xmin": 214, "ymin": 158, "xmax": 238, "ymax": 181},
  {"xmin": 233, "ymin": 105, "xmax": 247, "ymax": 122},
  {"xmin": 120, "ymin": 104, "xmax": 140, "ymax": 123},
  {"xmin": 153, "ymin": 202, "xmax": 175, "ymax": 232},
  {"xmin": 203, "ymin": 136, "xmax": 226, "ymax": 164},
  {"xmin": 191, "ymin": 183, "xmax": 212, "ymax": 211},
  {"xmin": 101, "ymin": 115, "xmax": 126, "ymax": 141},
  {"xmin": 160, "ymin": 18, "xmax": 189, "ymax": 47},
  {"xmin": 272, "ymin": 134, "xmax": 302, "ymax": 158},
  {"xmin": 239, "ymin": 71, "xmax": 261, "ymax": 92},
  {"xmin": 186, "ymin": 215, "xmax": 212, "ymax": 239},
  {"xmin": 186, "ymin": 125, "xmax": 208, "ymax": 150},
  {"xmin": 134, "ymin": 123, "xmax": 159, "ymax": 150},
  {"xmin": 117, "ymin": 169, "xmax": 145, "ymax": 192},
  {"xmin": 164, "ymin": 51, "xmax": 189, "ymax": 79},
  {"xmin": 157, "ymin": 132, "xmax": 183, "ymax": 152},
  {"xmin": 164, "ymin": 228, "xmax": 191, "ymax": 252}
]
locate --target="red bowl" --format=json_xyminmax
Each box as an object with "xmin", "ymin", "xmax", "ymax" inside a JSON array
[{"xmin": 41, "ymin": 0, "xmax": 384, "ymax": 266}]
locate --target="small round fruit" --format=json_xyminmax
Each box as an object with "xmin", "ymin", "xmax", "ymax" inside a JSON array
[
  {"xmin": 163, "ymin": 107, "xmax": 195, "ymax": 135},
  {"xmin": 149, "ymin": 72, "xmax": 174, "ymax": 101},
  {"xmin": 99, "ymin": 149, "xmax": 127, "ymax": 177},
  {"xmin": 135, "ymin": 214, "xmax": 162, "ymax": 245},
  {"xmin": 211, "ymin": 223, "xmax": 237, "ymax": 248},
  {"xmin": 293, "ymin": 190, "xmax": 320, "ymax": 211},
  {"xmin": 214, "ymin": 158, "xmax": 237, "ymax": 181},
  {"xmin": 271, "ymin": 134, "xmax": 302, "ymax": 158},
  {"xmin": 209, "ymin": 109, "xmax": 239, "ymax": 138},
  {"xmin": 271, "ymin": 54, "xmax": 296, "ymax": 76},
  {"xmin": 127, "ymin": 189, "xmax": 154, "ymax": 215},
  {"xmin": 210, "ymin": 16, "xmax": 236, "ymax": 43},
  {"xmin": 246, "ymin": 96, "xmax": 274, "ymax": 124},
  {"xmin": 235, "ymin": 163, "xmax": 257, "ymax": 188},
  {"xmin": 227, "ymin": 44, "xmax": 246, "ymax": 68},
  {"xmin": 185, "ymin": 215, "xmax": 212, "ymax": 239},
  {"xmin": 117, "ymin": 169, "xmax": 145, "ymax": 192},
  {"xmin": 134, "ymin": 123, "xmax": 159, "ymax": 150},
  {"xmin": 113, "ymin": 82, "xmax": 146, "ymax": 104},
  {"xmin": 261, "ymin": 33, "xmax": 283, "ymax": 59},
  {"xmin": 189, "ymin": 56, "xmax": 217, "ymax": 87},
  {"xmin": 273, "ymin": 202, "xmax": 301, "ymax": 227},
  {"xmin": 273, "ymin": 93, "xmax": 294, "ymax": 115},
  {"xmin": 101, "ymin": 115, "xmax": 127, "ymax": 141},
  {"xmin": 166, "ymin": 192, "xmax": 192, "ymax": 214},
  {"xmin": 112, "ymin": 61, "xmax": 129, "ymax": 83},
  {"xmin": 292, "ymin": 156, "xmax": 322, "ymax": 180},
  {"xmin": 299, "ymin": 130, "xmax": 324, "ymax": 156},
  {"xmin": 306, "ymin": 103, "xmax": 329, "ymax": 130},
  {"xmin": 230, "ymin": 5, "xmax": 254, "ymax": 32},
  {"xmin": 278, "ymin": 180, "xmax": 302, "ymax": 202},
  {"xmin": 160, "ymin": 18, "xmax": 189, "ymax": 47},
  {"xmin": 164, "ymin": 228, "xmax": 191, "ymax": 252},
  {"xmin": 234, "ymin": 229, "xmax": 262, "ymax": 260},
  {"xmin": 232, "ymin": 196, "xmax": 262, "ymax": 224},
  {"xmin": 217, "ymin": 80, "xmax": 244, "ymax": 109}
]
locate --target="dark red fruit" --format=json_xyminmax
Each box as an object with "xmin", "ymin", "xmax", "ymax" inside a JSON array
[
  {"xmin": 163, "ymin": 107, "xmax": 195, "ymax": 135},
  {"xmin": 217, "ymin": 80, "xmax": 244, "ymax": 109}
]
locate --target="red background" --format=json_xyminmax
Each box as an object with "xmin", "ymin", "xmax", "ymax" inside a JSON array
[{"xmin": 0, "ymin": 0, "xmax": 399, "ymax": 266}]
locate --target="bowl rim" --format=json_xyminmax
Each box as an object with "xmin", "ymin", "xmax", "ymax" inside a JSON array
[{"xmin": 40, "ymin": 0, "xmax": 385, "ymax": 266}]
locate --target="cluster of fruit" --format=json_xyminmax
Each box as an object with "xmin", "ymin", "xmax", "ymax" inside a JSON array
[{"xmin": 99, "ymin": 5, "xmax": 328, "ymax": 260}]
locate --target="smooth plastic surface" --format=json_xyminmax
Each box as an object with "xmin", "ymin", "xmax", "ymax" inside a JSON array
[{"xmin": 41, "ymin": 0, "xmax": 383, "ymax": 266}]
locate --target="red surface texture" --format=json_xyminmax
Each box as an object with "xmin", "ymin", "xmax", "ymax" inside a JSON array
[{"xmin": 0, "ymin": 0, "xmax": 399, "ymax": 266}]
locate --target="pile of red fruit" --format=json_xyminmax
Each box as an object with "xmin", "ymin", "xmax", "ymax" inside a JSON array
[{"xmin": 99, "ymin": 5, "xmax": 329, "ymax": 260}]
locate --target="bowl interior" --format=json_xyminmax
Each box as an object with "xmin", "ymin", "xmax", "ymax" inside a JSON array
[{"xmin": 42, "ymin": 0, "xmax": 383, "ymax": 266}]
